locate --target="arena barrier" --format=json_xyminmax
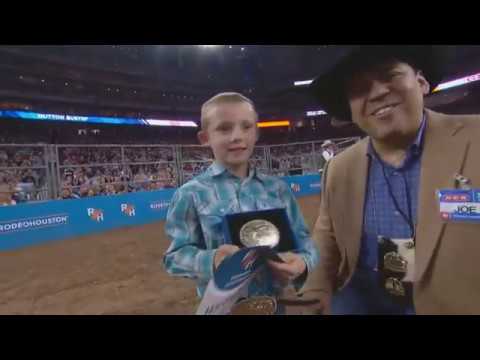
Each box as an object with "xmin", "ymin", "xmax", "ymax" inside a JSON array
[{"xmin": 0, "ymin": 174, "xmax": 321, "ymax": 251}]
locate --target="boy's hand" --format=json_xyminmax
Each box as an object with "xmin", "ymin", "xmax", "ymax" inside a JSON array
[
  {"xmin": 214, "ymin": 245, "xmax": 241, "ymax": 270},
  {"xmin": 267, "ymin": 252, "xmax": 306, "ymax": 287}
]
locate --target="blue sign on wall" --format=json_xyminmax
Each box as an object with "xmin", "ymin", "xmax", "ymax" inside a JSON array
[
  {"xmin": 0, "ymin": 189, "xmax": 174, "ymax": 251},
  {"xmin": 282, "ymin": 174, "xmax": 322, "ymax": 197}
]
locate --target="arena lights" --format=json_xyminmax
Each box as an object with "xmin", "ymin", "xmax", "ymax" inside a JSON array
[
  {"xmin": 294, "ymin": 80, "xmax": 314, "ymax": 86},
  {"xmin": 306, "ymin": 110, "xmax": 327, "ymax": 117},
  {"xmin": 144, "ymin": 119, "xmax": 198, "ymax": 127},
  {"xmin": 0, "ymin": 110, "xmax": 198, "ymax": 128},
  {"xmin": 432, "ymin": 72, "xmax": 480, "ymax": 92},
  {"xmin": 294, "ymin": 71, "xmax": 480, "ymax": 93},
  {"xmin": 257, "ymin": 120, "xmax": 290, "ymax": 128}
]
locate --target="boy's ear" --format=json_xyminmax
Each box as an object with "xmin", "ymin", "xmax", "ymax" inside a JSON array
[{"xmin": 197, "ymin": 130, "xmax": 209, "ymax": 146}]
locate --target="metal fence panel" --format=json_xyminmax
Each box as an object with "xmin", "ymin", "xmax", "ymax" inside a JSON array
[{"xmin": 0, "ymin": 137, "xmax": 360, "ymax": 204}]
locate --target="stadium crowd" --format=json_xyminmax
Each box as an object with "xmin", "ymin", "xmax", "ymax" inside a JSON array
[{"xmin": 0, "ymin": 138, "xmax": 347, "ymax": 205}]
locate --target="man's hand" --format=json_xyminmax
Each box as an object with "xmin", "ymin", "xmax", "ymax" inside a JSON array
[
  {"xmin": 267, "ymin": 252, "xmax": 307, "ymax": 287},
  {"xmin": 214, "ymin": 245, "xmax": 241, "ymax": 270}
]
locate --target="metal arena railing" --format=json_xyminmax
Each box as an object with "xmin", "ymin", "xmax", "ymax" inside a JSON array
[{"xmin": 0, "ymin": 137, "xmax": 361, "ymax": 204}]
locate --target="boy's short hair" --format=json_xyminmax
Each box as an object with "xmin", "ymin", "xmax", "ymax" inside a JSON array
[{"xmin": 200, "ymin": 92, "xmax": 258, "ymax": 130}]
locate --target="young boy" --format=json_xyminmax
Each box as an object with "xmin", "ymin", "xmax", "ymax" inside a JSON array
[{"xmin": 163, "ymin": 92, "xmax": 319, "ymax": 302}]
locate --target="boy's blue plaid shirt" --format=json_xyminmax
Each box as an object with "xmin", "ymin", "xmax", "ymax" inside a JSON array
[{"xmin": 164, "ymin": 162, "xmax": 320, "ymax": 298}]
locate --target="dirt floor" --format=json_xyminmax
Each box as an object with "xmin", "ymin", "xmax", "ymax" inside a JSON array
[{"xmin": 0, "ymin": 195, "xmax": 321, "ymax": 315}]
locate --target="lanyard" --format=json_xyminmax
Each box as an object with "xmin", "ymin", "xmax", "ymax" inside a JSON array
[{"xmin": 379, "ymin": 163, "xmax": 415, "ymax": 239}]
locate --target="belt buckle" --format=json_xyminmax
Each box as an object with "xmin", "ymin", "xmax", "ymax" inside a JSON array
[
  {"xmin": 385, "ymin": 277, "xmax": 406, "ymax": 297},
  {"xmin": 384, "ymin": 251, "xmax": 408, "ymax": 273},
  {"xmin": 230, "ymin": 296, "xmax": 277, "ymax": 315}
]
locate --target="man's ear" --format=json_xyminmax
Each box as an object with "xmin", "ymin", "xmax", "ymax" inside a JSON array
[
  {"xmin": 197, "ymin": 130, "xmax": 209, "ymax": 146},
  {"xmin": 417, "ymin": 70, "xmax": 431, "ymax": 95}
]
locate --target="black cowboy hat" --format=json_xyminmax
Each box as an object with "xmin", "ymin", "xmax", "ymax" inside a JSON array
[{"xmin": 310, "ymin": 45, "xmax": 446, "ymax": 122}]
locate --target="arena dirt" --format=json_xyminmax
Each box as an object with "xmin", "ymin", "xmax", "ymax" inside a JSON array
[{"xmin": 0, "ymin": 195, "xmax": 321, "ymax": 315}]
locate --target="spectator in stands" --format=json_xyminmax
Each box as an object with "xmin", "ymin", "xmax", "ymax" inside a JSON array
[
  {"xmin": 59, "ymin": 187, "xmax": 77, "ymax": 200},
  {"xmin": 31, "ymin": 151, "xmax": 44, "ymax": 167},
  {"xmin": 114, "ymin": 183, "xmax": 126, "ymax": 194},
  {"xmin": 105, "ymin": 183, "xmax": 116, "ymax": 196},
  {"xmin": 321, "ymin": 140, "xmax": 338, "ymax": 162},
  {"xmin": 0, "ymin": 180, "xmax": 16, "ymax": 206},
  {"xmin": 63, "ymin": 165, "xmax": 74, "ymax": 180},
  {"xmin": 153, "ymin": 181, "xmax": 165, "ymax": 190},
  {"xmin": 21, "ymin": 157, "xmax": 32, "ymax": 167},
  {"xmin": 12, "ymin": 153, "xmax": 23, "ymax": 167},
  {"xmin": 157, "ymin": 167, "xmax": 169, "ymax": 182},
  {"xmin": 0, "ymin": 150, "xmax": 8, "ymax": 162},
  {"xmin": 0, "ymin": 150, "xmax": 8, "ymax": 165},
  {"xmin": 21, "ymin": 169, "xmax": 36, "ymax": 185},
  {"xmin": 15, "ymin": 170, "xmax": 36, "ymax": 201},
  {"xmin": 94, "ymin": 169, "xmax": 105, "ymax": 183},
  {"xmin": 72, "ymin": 169, "xmax": 83, "ymax": 187},
  {"xmin": 133, "ymin": 167, "xmax": 149, "ymax": 190},
  {"xmin": 62, "ymin": 175, "xmax": 73, "ymax": 189},
  {"xmin": 74, "ymin": 184, "xmax": 90, "ymax": 198},
  {"xmin": 316, "ymin": 140, "xmax": 337, "ymax": 172}
]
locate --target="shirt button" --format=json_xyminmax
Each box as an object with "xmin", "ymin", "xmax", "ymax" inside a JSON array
[{"xmin": 395, "ymin": 211, "xmax": 401, "ymax": 216}]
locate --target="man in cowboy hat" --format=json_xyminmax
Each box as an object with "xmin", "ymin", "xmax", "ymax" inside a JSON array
[
  {"xmin": 302, "ymin": 45, "xmax": 480, "ymax": 314},
  {"xmin": 316, "ymin": 140, "xmax": 338, "ymax": 173},
  {"xmin": 321, "ymin": 140, "xmax": 337, "ymax": 161}
]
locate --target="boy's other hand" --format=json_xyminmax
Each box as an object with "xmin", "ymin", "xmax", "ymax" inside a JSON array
[{"xmin": 214, "ymin": 245, "xmax": 241, "ymax": 270}]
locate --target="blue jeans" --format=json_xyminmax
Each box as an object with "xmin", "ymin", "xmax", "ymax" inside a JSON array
[{"xmin": 331, "ymin": 268, "xmax": 415, "ymax": 315}]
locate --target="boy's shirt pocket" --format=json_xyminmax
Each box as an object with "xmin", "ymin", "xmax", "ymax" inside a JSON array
[{"xmin": 197, "ymin": 200, "xmax": 235, "ymax": 247}]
